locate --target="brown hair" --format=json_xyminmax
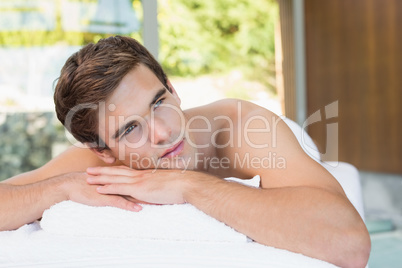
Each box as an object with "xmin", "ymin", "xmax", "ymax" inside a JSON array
[{"xmin": 54, "ymin": 36, "xmax": 169, "ymax": 151}]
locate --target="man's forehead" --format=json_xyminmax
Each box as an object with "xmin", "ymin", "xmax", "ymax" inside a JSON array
[
  {"xmin": 98, "ymin": 72, "xmax": 167, "ymax": 141},
  {"xmin": 106, "ymin": 65, "xmax": 162, "ymax": 104}
]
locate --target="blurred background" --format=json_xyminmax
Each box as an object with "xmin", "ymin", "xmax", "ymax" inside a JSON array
[
  {"xmin": 0, "ymin": 0, "xmax": 401, "ymax": 266},
  {"xmin": 0, "ymin": 0, "xmax": 280, "ymax": 178}
]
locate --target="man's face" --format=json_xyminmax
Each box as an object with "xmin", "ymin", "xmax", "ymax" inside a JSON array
[{"xmin": 98, "ymin": 64, "xmax": 197, "ymax": 170}]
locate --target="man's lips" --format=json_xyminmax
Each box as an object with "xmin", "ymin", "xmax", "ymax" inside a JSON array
[{"xmin": 160, "ymin": 140, "xmax": 185, "ymax": 158}]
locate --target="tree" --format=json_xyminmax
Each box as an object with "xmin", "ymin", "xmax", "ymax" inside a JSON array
[{"xmin": 158, "ymin": 0, "xmax": 278, "ymax": 92}]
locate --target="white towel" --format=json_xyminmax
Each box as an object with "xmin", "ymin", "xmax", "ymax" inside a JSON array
[
  {"xmin": 0, "ymin": 222, "xmax": 336, "ymax": 268},
  {"xmin": 40, "ymin": 176, "xmax": 260, "ymax": 242},
  {"xmin": 0, "ymin": 175, "xmax": 336, "ymax": 268}
]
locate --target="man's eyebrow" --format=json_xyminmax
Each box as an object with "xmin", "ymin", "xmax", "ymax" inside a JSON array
[
  {"xmin": 112, "ymin": 120, "xmax": 138, "ymax": 140},
  {"xmin": 150, "ymin": 88, "xmax": 167, "ymax": 108}
]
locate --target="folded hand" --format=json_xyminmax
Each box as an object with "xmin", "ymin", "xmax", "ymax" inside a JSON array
[
  {"xmin": 86, "ymin": 166, "xmax": 188, "ymax": 205},
  {"xmin": 61, "ymin": 171, "xmax": 142, "ymax": 212}
]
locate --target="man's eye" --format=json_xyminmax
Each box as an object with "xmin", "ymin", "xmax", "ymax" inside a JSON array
[
  {"xmin": 154, "ymin": 98, "xmax": 164, "ymax": 109},
  {"xmin": 123, "ymin": 125, "xmax": 136, "ymax": 136}
]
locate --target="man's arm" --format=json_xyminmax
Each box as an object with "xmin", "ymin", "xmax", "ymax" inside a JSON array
[
  {"xmin": 0, "ymin": 146, "xmax": 140, "ymax": 231},
  {"xmin": 200, "ymin": 102, "xmax": 371, "ymax": 267},
  {"xmin": 183, "ymin": 167, "xmax": 370, "ymax": 268},
  {"xmin": 1, "ymin": 173, "xmax": 71, "ymax": 231}
]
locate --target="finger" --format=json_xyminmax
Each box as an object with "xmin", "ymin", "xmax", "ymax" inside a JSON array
[
  {"xmin": 97, "ymin": 183, "xmax": 135, "ymax": 197},
  {"xmin": 124, "ymin": 195, "xmax": 154, "ymax": 205},
  {"xmin": 86, "ymin": 174, "xmax": 135, "ymax": 185},
  {"xmin": 86, "ymin": 165, "xmax": 137, "ymax": 176},
  {"xmin": 104, "ymin": 195, "xmax": 142, "ymax": 212}
]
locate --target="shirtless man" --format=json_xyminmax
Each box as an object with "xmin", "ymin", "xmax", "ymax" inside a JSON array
[{"xmin": 0, "ymin": 36, "xmax": 370, "ymax": 267}]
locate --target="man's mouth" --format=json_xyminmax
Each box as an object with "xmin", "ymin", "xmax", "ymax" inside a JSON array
[{"xmin": 160, "ymin": 139, "xmax": 185, "ymax": 158}]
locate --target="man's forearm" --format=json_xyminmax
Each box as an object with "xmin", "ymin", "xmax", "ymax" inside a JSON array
[
  {"xmin": 0, "ymin": 177, "xmax": 66, "ymax": 231},
  {"xmin": 183, "ymin": 174, "xmax": 370, "ymax": 268}
]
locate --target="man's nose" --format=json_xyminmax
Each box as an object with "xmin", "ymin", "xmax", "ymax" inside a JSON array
[{"xmin": 149, "ymin": 118, "xmax": 171, "ymax": 145}]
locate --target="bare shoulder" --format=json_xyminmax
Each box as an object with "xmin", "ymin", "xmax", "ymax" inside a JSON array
[
  {"xmin": 186, "ymin": 98, "xmax": 278, "ymax": 120},
  {"xmin": 203, "ymin": 99, "xmax": 286, "ymax": 134},
  {"xmin": 186, "ymin": 98, "xmax": 291, "ymax": 151},
  {"xmin": 210, "ymin": 100, "xmax": 344, "ymax": 194},
  {"xmin": 211, "ymin": 99, "xmax": 297, "ymax": 157},
  {"xmin": 1, "ymin": 145, "xmax": 110, "ymax": 185}
]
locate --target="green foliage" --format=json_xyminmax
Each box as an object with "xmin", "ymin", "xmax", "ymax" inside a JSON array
[
  {"xmin": 0, "ymin": 0, "xmax": 278, "ymax": 91},
  {"xmin": 0, "ymin": 0, "xmax": 142, "ymax": 47},
  {"xmin": 0, "ymin": 0, "xmax": 279, "ymax": 178},
  {"xmin": 0, "ymin": 112, "xmax": 68, "ymax": 181},
  {"xmin": 158, "ymin": 0, "xmax": 278, "ymax": 91}
]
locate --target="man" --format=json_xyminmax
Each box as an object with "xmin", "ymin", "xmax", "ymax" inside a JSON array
[{"xmin": 0, "ymin": 36, "xmax": 370, "ymax": 267}]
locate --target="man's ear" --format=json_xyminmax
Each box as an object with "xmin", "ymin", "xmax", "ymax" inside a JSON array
[
  {"xmin": 88, "ymin": 147, "xmax": 116, "ymax": 164},
  {"xmin": 167, "ymin": 80, "xmax": 181, "ymax": 106}
]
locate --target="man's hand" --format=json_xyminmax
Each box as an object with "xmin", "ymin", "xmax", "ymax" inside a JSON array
[
  {"xmin": 0, "ymin": 171, "xmax": 142, "ymax": 231},
  {"xmin": 61, "ymin": 171, "xmax": 142, "ymax": 212},
  {"xmin": 86, "ymin": 166, "xmax": 189, "ymax": 205}
]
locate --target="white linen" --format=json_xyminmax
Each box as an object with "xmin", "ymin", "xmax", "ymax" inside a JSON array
[
  {"xmin": 0, "ymin": 221, "xmax": 336, "ymax": 268},
  {"xmin": 281, "ymin": 117, "xmax": 321, "ymax": 163},
  {"xmin": 41, "ymin": 201, "xmax": 247, "ymax": 242},
  {"xmin": 40, "ymin": 176, "xmax": 260, "ymax": 242}
]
